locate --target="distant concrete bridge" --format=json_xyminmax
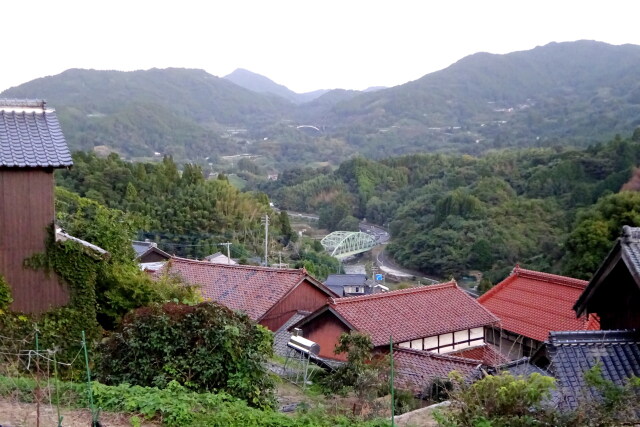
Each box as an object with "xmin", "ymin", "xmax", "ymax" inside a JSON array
[{"xmin": 320, "ymin": 231, "xmax": 377, "ymax": 259}]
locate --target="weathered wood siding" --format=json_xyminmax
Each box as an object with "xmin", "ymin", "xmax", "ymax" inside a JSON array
[
  {"xmin": 139, "ymin": 252, "xmax": 168, "ymax": 263},
  {"xmin": 0, "ymin": 169, "xmax": 69, "ymax": 312},
  {"xmin": 260, "ymin": 280, "xmax": 331, "ymax": 331},
  {"xmin": 301, "ymin": 311, "xmax": 350, "ymax": 361}
]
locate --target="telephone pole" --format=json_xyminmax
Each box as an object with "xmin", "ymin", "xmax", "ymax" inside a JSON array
[
  {"xmin": 262, "ymin": 215, "xmax": 270, "ymax": 266},
  {"xmin": 218, "ymin": 242, "xmax": 232, "ymax": 264}
]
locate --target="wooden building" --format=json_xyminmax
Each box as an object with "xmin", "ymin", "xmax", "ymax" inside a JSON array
[
  {"xmin": 574, "ymin": 225, "xmax": 640, "ymax": 329},
  {"xmin": 132, "ymin": 240, "xmax": 171, "ymax": 263},
  {"xmin": 478, "ymin": 265, "xmax": 598, "ymax": 359},
  {"xmin": 158, "ymin": 257, "xmax": 338, "ymax": 331},
  {"xmin": 291, "ymin": 281, "xmax": 500, "ymax": 361},
  {"xmin": 0, "ymin": 100, "xmax": 73, "ymax": 313}
]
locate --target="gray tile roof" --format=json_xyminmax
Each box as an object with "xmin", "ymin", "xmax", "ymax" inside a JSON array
[
  {"xmin": 497, "ymin": 357, "xmax": 552, "ymax": 378},
  {"xmin": 273, "ymin": 311, "xmax": 311, "ymax": 357},
  {"xmin": 545, "ymin": 330, "xmax": 640, "ymax": 410},
  {"xmin": 132, "ymin": 240, "xmax": 155, "ymax": 258},
  {"xmin": 0, "ymin": 100, "xmax": 73, "ymax": 168},
  {"xmin": 325, "ymin": 274, "xmax": 368, "ymax": 287},
  {"xmin": 621, "ymin": 226, "xmax": 640, "ymax": 282}
]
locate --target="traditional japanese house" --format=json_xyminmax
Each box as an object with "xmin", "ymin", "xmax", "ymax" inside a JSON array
[
  {"xmin": 158, "ymin": 256, "xmax": 337, "ymax": 331},
  {"xmin": 291, "ymin": 281, "xmax": 500, "ymax": 361},
  {"xmin": 479, "ymin": 265, "xmax": 598, "ymax": 359}
]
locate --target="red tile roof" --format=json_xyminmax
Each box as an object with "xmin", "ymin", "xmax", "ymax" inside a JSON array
[
  {"xmin": 449, "ymin": 344, "xmax": 508, "ymax": 366},
  {"xmin": 394, "ymin": 348, "xmax": 482, "ymax": 390},
  {"xmin": 159, "ymin": 257, "xmax": 334, "ymax": 322},
  {"xmin": 477, "ymin": 265, "xmax": 599, "ymax": 342},
  {"xmin": 316, "ymin": 281, "xmax": 498, "ymax": 347}
]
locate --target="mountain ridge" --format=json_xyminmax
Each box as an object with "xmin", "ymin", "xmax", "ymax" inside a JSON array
[
  {"xmin": 2, "ymin": 40, "xmax": 640, "ymax": 167},
  {"xmin": 223, "ymin": 68, "xmax": 330, "ymax": 104}
]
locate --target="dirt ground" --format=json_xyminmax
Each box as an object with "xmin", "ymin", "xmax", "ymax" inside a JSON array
[{"xmin": 0, "ymin": 399, "xmax": 158, "ymax": 427}]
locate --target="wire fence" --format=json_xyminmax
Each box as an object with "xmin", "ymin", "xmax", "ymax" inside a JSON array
[{"xmin": 0, "ymin": 326, "xmax": 100, "ymax": 427}]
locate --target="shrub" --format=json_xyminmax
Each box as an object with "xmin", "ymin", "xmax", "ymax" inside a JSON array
[
  {"xmin": 435, "ymin": 372, "xmax": 562, "ymax": 426},
  {"xmin": 96, "ymin": 301, "xmax": 275, "ymax": 409}
]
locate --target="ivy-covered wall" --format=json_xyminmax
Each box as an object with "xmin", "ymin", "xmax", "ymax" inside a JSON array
[{"xmin": 0, "ymin": 229, "xmax": 102, "ymax": 378}]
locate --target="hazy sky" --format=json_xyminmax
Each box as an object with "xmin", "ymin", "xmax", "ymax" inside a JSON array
[{"xmin": 3, "ymin": 0, "xmax": 639, "ymax": 94}]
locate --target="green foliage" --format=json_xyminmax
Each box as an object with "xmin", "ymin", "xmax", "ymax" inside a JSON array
[
  {"xmin": 292, "ymin": 239, "xmax": 342, "ymax": 281},
  {"xmin": 435, "ymin": 372, "xmax": 561, "ymax": 427},
  {"xmin": 318, "ymin": 332, "xmax": 388, "ymax": 400},
  {"xmin": 54, "ymin": 187, "xmax": 197, "ymax": 328},
  {"xmin": 56, "ymin": 152, "xmax": 272, "ymax": 259},
  {"xmin": 477, "ymin": 278, "xmax": 493, "ymax": 295},
  {"xmin": 563, "ymin": 191, "xmax": 640, "ymax": 278},
  {"xmin": 97, "ymin": 301, "xmax": 275, "ymax": 409},
  {"xmin": 0, "ymin": 274, "xmax": 13, "ymax": 312},
  {"xmin": 0, "ymin": 376, "xmax": 390, "ymax": 427},
  {"xmin": 274, "ymin": 133, "xmax": 640, "ymax": 279},
  {"xmin": 581, "ymin": 363, "xmax": 640, "ymax": 424},
  {"xmin": 437, "ymin": 367, "xmax": 640, "ymax": 426}
]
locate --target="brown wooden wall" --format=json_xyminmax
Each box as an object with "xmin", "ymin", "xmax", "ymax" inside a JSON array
[
  {"xmin": 301, "ymin": 311, "xmax": 350, "ymax": 361},
  {"xmin": 139, "ymin": 250, "xmax": 170, "ymax": 263},
  {"xmin": 0, "ymin": 169, "xmax": 69, "ymax": 313},
  {"xmin": 260, "ymin": 280, "xmax": 331, "ymax": 331}
]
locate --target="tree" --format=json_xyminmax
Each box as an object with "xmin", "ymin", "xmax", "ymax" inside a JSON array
[{"xmin": 563, "ymin": 191, "xmax": 640, "ymax": 278}]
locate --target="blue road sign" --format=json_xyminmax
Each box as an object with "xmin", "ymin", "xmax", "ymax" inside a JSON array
[{"xmin": 375, "ymin": 273, "xmax": 383, "ymax": 281}]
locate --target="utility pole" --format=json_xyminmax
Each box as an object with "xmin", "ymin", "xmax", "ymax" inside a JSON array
[
  {"xmin": 262, "ymin": 215, "xmax": 270, "ymax": 266},
  {"xmin": 218, "ymin": 242, "xmax": 232, "ymax": 264}
]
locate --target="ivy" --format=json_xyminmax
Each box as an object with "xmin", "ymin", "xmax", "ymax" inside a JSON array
[{"xmin": 0, "ymin": 274, "xmax": 13, "ymax": 313}]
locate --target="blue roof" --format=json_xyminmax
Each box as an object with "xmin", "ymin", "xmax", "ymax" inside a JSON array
[{"xmin": 0, "ymin": 100, "xmax": 72, "ymax": 168}]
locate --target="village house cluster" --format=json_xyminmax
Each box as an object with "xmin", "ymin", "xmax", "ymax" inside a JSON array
[{"xmin": 2, "ymin": 98, "xmax": 639, "ymax": 409}]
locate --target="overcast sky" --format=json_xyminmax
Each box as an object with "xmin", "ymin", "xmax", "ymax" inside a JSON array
[{"xmin": 3, "ymin": 1, "xmax": 639, "ymax": 94}]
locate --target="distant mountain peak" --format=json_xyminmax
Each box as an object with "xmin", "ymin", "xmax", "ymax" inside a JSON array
[{"xmin": 224, "ymin": 69, "xmax": 331, "ymax": 104}]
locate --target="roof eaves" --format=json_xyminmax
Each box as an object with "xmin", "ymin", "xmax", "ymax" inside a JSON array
[
  {"xmin": 288, "ymin": 305, "xmax": 357, "ymax": 333},
  {"xmin": 573, "ymin": 240, "xmax": 622, "ymax": 316},
  {"xmin": 331, "ymin": 281, "xmax": 457, "ymax": 305}
]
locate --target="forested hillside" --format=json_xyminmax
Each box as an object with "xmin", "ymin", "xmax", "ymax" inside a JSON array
[
  {"xmin": 3, "ymin": 41, "xmax": 640, "ymax": 170},
  {"xmin": 266, "ymin": 130, "xmax": 640, "ymax": 281},
  {"xmin": 2, "ymin": 68, "xmax": 292, "ymax": 160},
  {"xmin": 55, "ymin": 153, "xmax": 343, "ymax": 279},
  {"xmin": 56, "ymin": 153, "xmax": 277, "ymax": 259}
]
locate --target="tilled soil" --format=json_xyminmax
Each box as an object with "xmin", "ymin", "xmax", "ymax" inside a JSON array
[{"xmin": 0, "ymin": 399, "xmax": 158, "ymax": 427}]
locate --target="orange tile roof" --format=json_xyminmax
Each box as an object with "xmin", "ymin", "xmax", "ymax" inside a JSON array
[
  {"xmin": 477, "ymin": 265, "xmax": 599, "ymax": 342},
  {"xmin": 326, "ymin": 281, "xmax": 498, "ymax": 347},
  {"xmin": 159, "ymin": 257, "xmax": 333, "ymax": 322}
]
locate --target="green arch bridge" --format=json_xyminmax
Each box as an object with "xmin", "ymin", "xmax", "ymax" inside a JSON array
[{"xmin": 320, "ymin": 231, "xmax": 378, "ymax": 259}]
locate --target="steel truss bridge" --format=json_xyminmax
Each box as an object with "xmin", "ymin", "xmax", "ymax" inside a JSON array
[{"xmin": 320, "ymin": 231, "xmax": 378, "ymax": 259}]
